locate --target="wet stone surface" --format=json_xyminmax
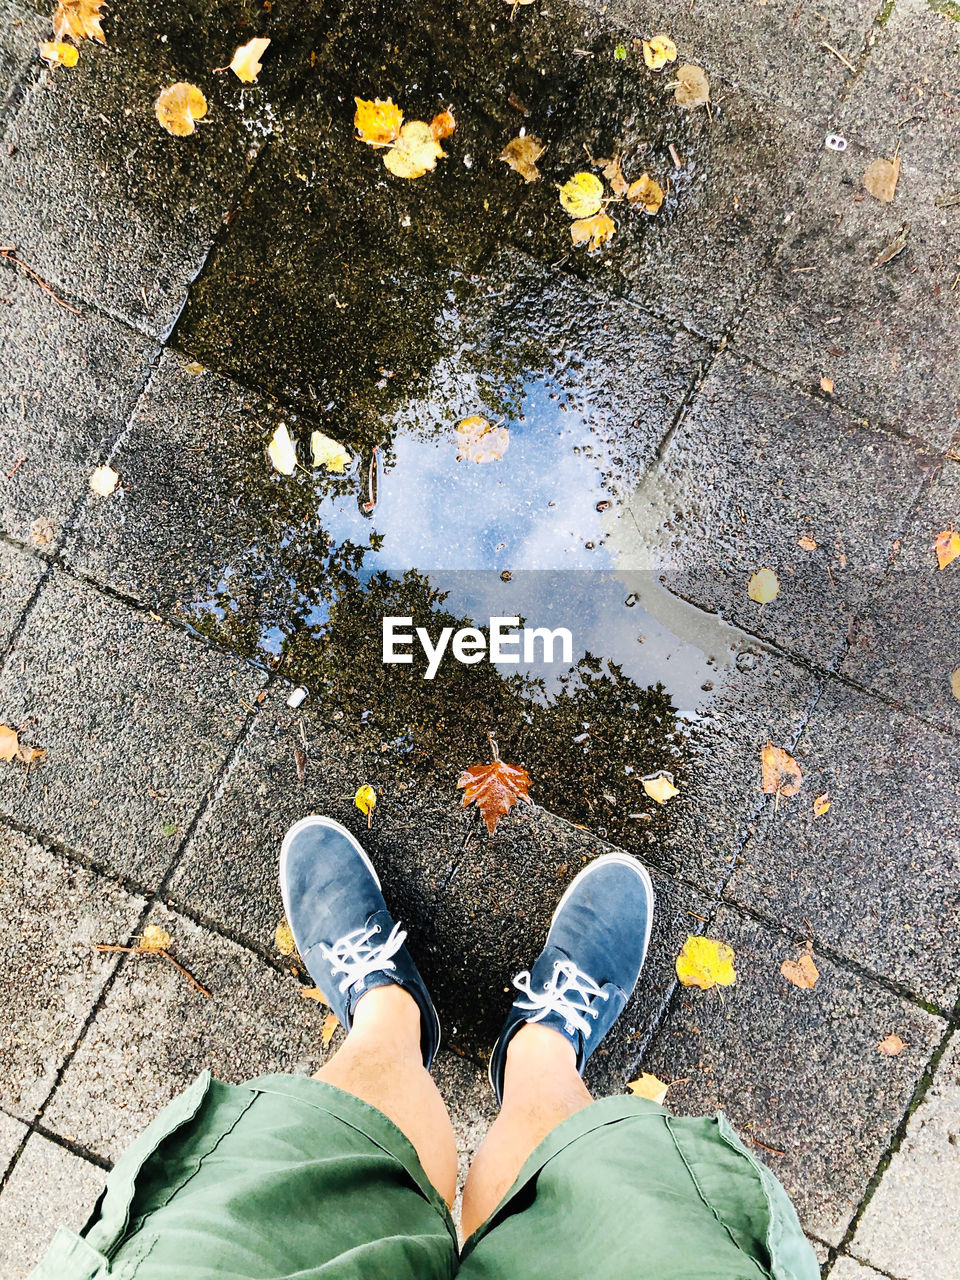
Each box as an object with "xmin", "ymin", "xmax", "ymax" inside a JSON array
[
  {"xmin": 0, "ymin": 570, "xmax": 264, "ymax": 883},
  {"xmin": 0, "ymin": 1, "xmax": 45, "ymax": 119},
  {"xmin": 726, "ymin": 676, "xmax": 960, "ymax": 1009},
  {"xmin": 0, "ymin": 541, "xmax": 45, "ymax": 656},
  {"xmin": 643, "ymin": 904, "xmax": 947, "ymax": 1246}
]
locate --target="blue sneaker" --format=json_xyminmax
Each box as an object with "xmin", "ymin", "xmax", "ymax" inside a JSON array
[
  {"xmin": 488, "ymin": 852, "xmax": 654, "ymax": 1103},
  {"xmin": 279, "ymin": 815, "xmax": 441, "ymax": 1068}
]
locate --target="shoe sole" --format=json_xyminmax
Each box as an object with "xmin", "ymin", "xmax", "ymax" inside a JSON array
[
  {"xmin": 487, "ymin": 851, "xmax": 655, "ymax": 1096},
  {"xmin": 278, "ymin": 815, "xmax": 442, "ymax": 1055}
]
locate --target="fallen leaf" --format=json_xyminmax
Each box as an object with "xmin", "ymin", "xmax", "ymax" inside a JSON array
[
  {"xmin": 642, "ymin": 34, "xmax": 677, "ymax": 70},
  {"xmin": 267, "ymin": 423, "xmax": 297, "ymax": 475},
  {"xmin": 935, "ymin": 529, "xmax": 960, "ymax": 570},
  {"xmin": 813, "ymin": 791, "xmax": 831, "ymax": 818},
  {"xmin": 53, "ymin": 0, "xmax": 106, "ymax": 43},
  {"xmin": 310, "ymin": 430, "xmax": 350, "ymax": 472},
  {"xmin": 951, "ymin": 668, "xmax": 960, "ymax": 702},
  {"xmin": 300, "ymin": 986, "xmax": 329, "ymax": 1004},
  {"xmin": 229, "ymin": 36, "xmax": 271, "ymax": 83},
  {"xmin": 456, "ymin": 416, "xmax": 510, "ymax": 464},
  {"xmin": 676, "ymin": 935, "xmax": 736, "ymax": 990},
  {"xmin": 601, "ymin": 155, "xmax": 629, "ymax": 197},
  {"xmin": 747, "ymin": 567, "xmax": 780, "ymax": 604},
  {"xmin": 430, "ymin": 109, "xmax": 456, "ymax": 141},
  {"xmin": 17, "ymin": 743, "xmax": 46, "ymax": 766},
  {"xmin": 384, "ymin": 120, "xmax": 445, "ymax": 179},
  {"xmin": 780, "ymin": 949, "xmax": 819, "ymax": 989},
  {"xmin": 820, "ymin": 376, "xmax": 834, "ymax": 394},
  {"xmin": 570, "ymin": 211, "xmax": 616, "ymax": 250},
  {"xmin": 863, "ymin": 155, "xmax": 900, "ymax": 203},
  {"xmin": 155, "ymin": 82, "xmax": 208, "ymax": 137},
  {"xmin": 354, "ymin": 96, "xmax": 403, "ymax": 146},
  {"xmin": 626, "ymin": 1072, "xmax": 670, "ymax": 1104},
  {"xmin": 274, "ymin": 919, "xmax": 296, "ymax": 955},
  {"xmin": 877, "ymin": 1033, "xmax": 905, "ymax": 1057},
  {"xmin": 559, "ymin": 171, "xmax": 605, "ymax": 218},
  {"xmin": 627, "ymin": 173, "xmax": 664, "ymax": 214},
  {"xmin": 500, "ymin": 134, "xmax": 545, "ymax": 183},
  {"xmin": 674, "ymin": 64, "xmax": 710, "ymax": 108},
  {"xmin": 29, "ymin": 518, "xmax": 56, "ymax": 547},
  {"xmin": 874, "ymin": 222, "xmax": 910, "ymax": 267},
  {"xmin": 183, "ymin": 361, "xmax": 205, "ymax": 374},
  {"xmin": 0, "ymin": 725, "xmax": 19, "ymax": 762},
  {"xmin": 761, "ymin": 742, "xmax": 803, "ymax": 797},
  {"xmin": 355, "ymin": 783, "xmax": 377, "ymax": 819},
  {"xmin": 458, "ymin": 743, "xmax": 531, "ymax": 835},
  {"xmin": 89, "ymin": 464, "xmax": 118, "ymax": 496},
  {"xmin": 642, "ymin": 769, "xmax": 679, "ymax": 804},
  {"xmin": 39, "ymin": 40, "xmax": 79, "ymax": 65},
  {"xmin": 140, "ymin": 924, "xmax": 172, "ymax": 952},
  {"xmin": 321, "ymin": 1011, "xmax": 340, "ymax": 1046},
  {"xmin": 798, "ymin": 535, "xmax": 818, "ymax": 551}
]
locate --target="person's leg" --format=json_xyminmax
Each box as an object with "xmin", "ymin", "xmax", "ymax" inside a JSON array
[{"xmin": 314, "ymin": 983, "xmax": 458, "ymax": 1206}]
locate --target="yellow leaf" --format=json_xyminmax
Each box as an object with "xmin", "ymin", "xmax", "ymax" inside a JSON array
[
  {"xmin": 89, "ymin": 464, "xmax": 118, "ymax": 496},
  {"xmin": 570, "ymin": 211, "xmax": 616, "ymax": 250},
  {"xmin": 354, "ymin": 96, "xmax": 403, "ymax": 146},
  {"xmin": 229, "ymin": 36, "xmax": 271, "ymax": 83},
  {"xmin": 600, "ymin": 155, "xmax": 629, "ymax": 197},
  {"xmin": 676, "ymin": 935, "xmax": 736, "ymax": 990},
  {"xmin": 877, "ymin": 1033, "xmax": 906, "ymax": 1056},
  {"xmin": 627, "ymin": 173, "xmax": 664, "ymax": 214},
  {"xmin": 0, "ymin": 725, "xmax": 19, "ymax": 762},
  {"xmin": 674, "ymin": 64, "xmax": 710, "ymax": 108},
  {"xmin": 813, "ymin": 791, "xmax": 831, "ymax": 818},
  {"xmin": 642, "ymin": 34, "xmax": 677, "ymax": 70},
  {"xmin": 935, "ymin": 529, "xmax": 960, "ymax": 571},
  {"xmin": 300, "ymin": 985, "xmax": 329, "ymax": 1004},
  {"xmin": 140, "ymin": 924, "xmax": 171, "ymax": 952},
  {"xmin": 430, "ymin": 109, "xmax": 456, "ymax": 141},
  {"xmin": 951, "ymin": 668, "xmax": 960, "ymax": 702},
  {"xmin": 820, "ymin": 376, "xmax": 834, "ymax": 394},
  {"xmin": 274, "ymin": 919, "xmax": 296, "ymax": 955},
  {"xmin": 780, "ymin": 950, "xmax": 819, "ymax": 989},
  {"xmin": 797, "ymin": 535, "xmax": 817, "ymax": 551},
  {"xmin": 626, "ymin": 1071, "xmax": 670, "ymax": 1104},
  {"xmin": 53, "ymin": 0, "xmax": 106, "ymax": 43},
  {"xmin": 456, "ymin": 416, "xmax": 510, "ymax": 464},
  {"xmin": 747, "ymin": 567, "xmax": 780, "ymax": 604},
  {"xmin": 641, "ymin": 769, "xmax": 679, "ymax": 805},
  {"xmin": 559, "ymin": 171, "xmax": 605, "ymax": 219},
  {"xmin": 500, "ymin": 135, "xmax": 545, "ymax": 184},
  {"xmin": 761, "ymin": 742, "xmax": 803, "ymax": 797},
  {"xmin": 267, "ymin": 423, "xmax": 297, "ymax": 475},
  {"xmin": 863, "ymin": 155, "xmax": 900, "ymax": 203},
  {"xmin": 321, "ymin": 1011, "xmax": 340, "ymax": 1046},
  {"xmin": 354, "ymin": 783, "xmax": 377, "ymax": 816},
  {"xmin": 39, "ymin": 40, "xmax": 79, "ymax": 66},
  {"xmin": 383, "ymin": 120, "xmax": 444, "ymax": 179},
  {"xmin": 155, "ymin": 82, "xmax": 208, "ymax": 137},
  {"xmin": 310, "ymin": 431, "xmax": 350, "ymax": 473}
]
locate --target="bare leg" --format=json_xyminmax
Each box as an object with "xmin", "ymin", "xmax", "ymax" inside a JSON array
[
  {"xmin": 314, "ymin": 984, "xmax": 458, "ymax": 1207},
  {"xmin": 461, "ymin": 1023, "xmax": 593, "ymax": 1239}
]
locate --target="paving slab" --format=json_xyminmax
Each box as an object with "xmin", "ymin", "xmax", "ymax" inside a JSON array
[
  {"xmin": 511, "ymin": 74, "xmax": 821, "ymax": 340},
  {"xmin": 0, "ymin": 1133, "xmax": 103, "ymax": 1279},
  {"xmin": 43, "ymin": 902, "xmax": 339, "ymax": 1161},
  {"xmin": 839, "ymin": 0, "xmax": 960, "ymax": 180},
  {"xmin": 0, "ymin": 541, "xmax": 45, "ymax": 656},
  {"xmin": 582, "ymin": 0, "xmax": 877, "ymax": 124},
  {"xmin": 726, "ymin": 676, "xmax": 960, "ymax": 1007},
  {"xmin": 0, "ymin": 46, "xmax": 265, "ymax": 338},
  {"xmin": 634, "ymin": 352, "xmax": 935, "ymax": 667},
  {"xmin": 642, "ymin": 904, "xmax": 946, "ymax": 1246},
  {"xmin": 848, "ymin": 1031, "xmax": 960, "ymax": 1280},
  {"xmin": 841, "ymin": 459, "xmax": 960, "ymax": 734},
  {"xmin": 0, "ymin": 1, "xmax": 43, "ymax": 119},
  {"xmin": 830, "ymin": 1259, "xmax": 891, "ymax": 1280},
  {"xmin": 736, "ymin": 143, "xmax": 960, "ymax": 449},
  {"xmin": 0, "ymin": 268, "xmax": 157, "ymax": 546},
  {"xmin": 0, "ymin": 1111, "xmax": 28, "ymax": 1177},
  {"xmin": 0, "ymin": 570, "xmax": 264, "ymax": 883},
  {"xmin": 0, "ymin": 827, "xmax": 144, "ymax": 1122}
]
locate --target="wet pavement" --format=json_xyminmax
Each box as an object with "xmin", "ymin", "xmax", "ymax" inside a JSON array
[{"xmin": 1, "ymin": 0, "xmax": 959, "ymax": 1275}]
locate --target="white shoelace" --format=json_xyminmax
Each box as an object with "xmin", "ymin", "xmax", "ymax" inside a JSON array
[
  {"xmin": 320, "ymin": 921, "xmax": 407, "ymax": 994},
  {"xmin": 512, "ymin": 958, "xmax": 608, "ymax": 1039}
]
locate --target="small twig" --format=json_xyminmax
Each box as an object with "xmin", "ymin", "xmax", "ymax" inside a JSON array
[
  {"xmin": 0, "ymin": 248, "xmax": 82, "ymax": 316},
  {"xmin": 820, "ymin": 41, "xmax": 855, "ymax": 71},
  {"xmin": 5, "ymin": 456, "xmax": 26, "ymax": 479},
  {"xmin": 668, "ymin": 142, "xmax": 683, "ymax": 168},
  {"xmin": 158, "ymin": 949, "xmax": 212, "ymax": 997},
  {"xmin": 95, "ymin": 943, "xmax": 211, "ymax": 996},
  {"xmin": 749, "ymin": 1136, "xmax": 786, "ymax": 1157}
]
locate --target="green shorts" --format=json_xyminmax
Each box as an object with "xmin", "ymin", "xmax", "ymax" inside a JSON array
[{"xmin": 31, "ymin": 1072, "xmax": 819, "ymax": 1280}]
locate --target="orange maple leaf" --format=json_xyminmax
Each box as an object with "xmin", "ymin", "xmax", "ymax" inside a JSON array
[
  {"xmin": 935, "ymin": 529, "xmax": 960, "ymax": 571},
  {"xmin": 760, "ymin": 742, "xmax": 803, "ymax": 797},
  {"xmin": 458, "ymin": 735, "xmax": 531, "ymax": 835}
]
